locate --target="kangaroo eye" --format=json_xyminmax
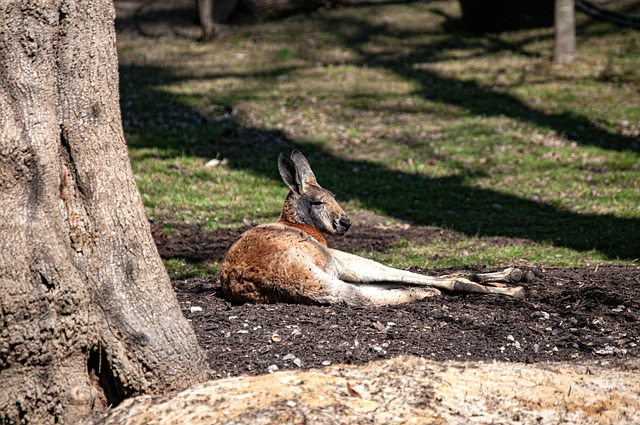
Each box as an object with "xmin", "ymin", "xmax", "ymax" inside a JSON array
[{"xmin": 310, "ymin": 200, "xmax": 324, "ymax": 206}]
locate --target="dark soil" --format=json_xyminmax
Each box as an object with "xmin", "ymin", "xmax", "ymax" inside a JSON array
[
  {"xmin": 155, "ymin": 224, "xmax": 465, "ymax": 264},
  {"xmin": 159, "ymin": 227, "xmax": 640, "ymax": 379}
]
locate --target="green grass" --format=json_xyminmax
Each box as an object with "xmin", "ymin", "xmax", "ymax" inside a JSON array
[
  {"xmin": 164, "ymin": 258, "xmax": 220, "ymax": 280},
  {"xmin": 117, "ymin": 0, "xmax": 640, "ymax": 278},
  {"xmin": 352, "ymin": 238, "xmax": 612, "ymax": 271}
]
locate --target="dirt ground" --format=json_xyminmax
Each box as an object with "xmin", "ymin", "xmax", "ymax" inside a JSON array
[{"xmin": 155, "ymin": 227, "xmax": 640, "ymax": 379}]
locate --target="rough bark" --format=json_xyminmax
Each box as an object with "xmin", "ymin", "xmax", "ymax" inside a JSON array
[
  {"xmin": 0, "ymin": 1, "xmax": 209, "ymax": 424},
  {"xmin": 553, "ymin": 0, "xmax": 577, "ymax": 64}
]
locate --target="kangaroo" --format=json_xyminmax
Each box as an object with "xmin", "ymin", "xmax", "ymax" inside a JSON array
[{"xmin": 220, "ymin": 150, "xmax": 526, "ymax": 307}]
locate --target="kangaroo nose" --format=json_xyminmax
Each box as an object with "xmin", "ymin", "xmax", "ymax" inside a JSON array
[{"xmin": 339, "ymin": 216, "xmax": 351, "ymax": 231}]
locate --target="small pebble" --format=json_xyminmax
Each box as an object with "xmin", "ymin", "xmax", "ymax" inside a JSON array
[
  {"xmin": 531, "ymin": 311, "xmax": 550, "ymax": 320},
  {"xmin": 267, "ymin": 364, "xmax": 278, "ymax": 374},
  {"xmin": 190, "ymin": 306, "xmax": 202, "ymax": 313},
  {"xmin": 612, "ymin": 305, "xmax": 625, "ymax": 313}
]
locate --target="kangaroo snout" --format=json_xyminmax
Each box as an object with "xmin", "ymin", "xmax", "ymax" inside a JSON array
[{"xmin": 334, "ymin": 215, "xmax": 351, "ymax": 235}]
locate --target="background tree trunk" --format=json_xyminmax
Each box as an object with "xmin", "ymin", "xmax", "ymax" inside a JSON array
[
  {"xmin": 198, "ymin": 0, "xmax": 219, "ymax": 41},
  {"xmin": 196, "ymin": 0, "xmax": 241, "ymax": 40},
  {"xmin": 0, "ymin": 1, "xmax": 210, "ymax": 423},
  {"xmin": 553, "ymin": 0, "xmax": 577, "ymax": 64}
]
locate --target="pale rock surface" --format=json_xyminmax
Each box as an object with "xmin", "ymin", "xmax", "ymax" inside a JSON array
[{"xmin": 83, "ymin": 356, "xmax": 640, "ymax": 425}]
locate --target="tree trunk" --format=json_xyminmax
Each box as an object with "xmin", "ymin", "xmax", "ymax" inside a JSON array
[
  {"xmin": 197, "ymin": 0, "xmax": 218, "ymax": 41},
  {"xmin": 0, "ymin": 1, "xmax": 210, "ymax": 423},
  {"xmin": 196, "ymin": 0, "xmax": 243, "ymax": 41},
  {"xmin": 553, "ymin": 0, "xmax": 577, "ymax": 64}
]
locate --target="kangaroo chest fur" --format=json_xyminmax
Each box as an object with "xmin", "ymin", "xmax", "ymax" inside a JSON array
[{"xmin": 220, "ymin": 222, "xmax": 337, "ymax": 304}]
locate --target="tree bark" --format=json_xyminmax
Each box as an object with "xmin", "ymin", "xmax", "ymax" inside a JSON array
[
  {"xmin": 553, "ymin": 0, "xmax": 577, "ymax": 64},
  {"xmin": 197, "ymin": 0, "xmax": 218, "ymax": 41},
  {"xmin": 0, "ymin": 1, "xmax": 210, "ymax": 424}
]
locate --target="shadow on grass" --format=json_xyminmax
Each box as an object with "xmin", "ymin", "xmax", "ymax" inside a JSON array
[
  {"xmin": 120, "ymin": 3, "xmax": 638, "ymax": 152},
  {"xmin": 120, "ymin": 63, "xmax": 640, "ymax": 262},
  {"xmin": 315, "ymin": 11, "xmax": 638, "ymax": 153},
  {"xmin": 117, "ymin": 1, "xmax": 640, "ymax": 262}
]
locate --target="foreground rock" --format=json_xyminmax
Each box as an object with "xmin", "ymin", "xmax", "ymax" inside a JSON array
[{"xmin": 83, "ymin": 356, "xmax": 639, "ymax": 424}]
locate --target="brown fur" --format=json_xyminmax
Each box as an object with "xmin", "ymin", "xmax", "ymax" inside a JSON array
[
  {"xmin": 221, "ymin": 223, "xmax": 332, "ymax": 304},
  {"xmin": 220, "ymin": 150, "xmax": 524, "ymax": 306}
]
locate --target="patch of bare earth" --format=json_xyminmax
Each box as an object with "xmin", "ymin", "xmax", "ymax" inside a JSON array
[
  {"xmin": 154, "ymin": 223, "xmax": 462, "ymax": 264},
  {"xmin": 175, "ymin": 265, "xmax": 639, "ymax": 377},
  {"xmin": 152, "ymin": 225, "xmax": 640, "ymax": 376}
]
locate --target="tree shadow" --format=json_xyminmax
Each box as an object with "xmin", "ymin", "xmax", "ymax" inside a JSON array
[
  {"xmin": 115, "ymin": 0, "xmax": 200, "ymax": 38},
  {"xmin": 313, "ymin": 11, "xmax": 638, "ymax": 152},
  {"xmin": 120, "ymin": 61, "xmax": 640, "ymax": 262},
  {"xmin": 116, "ymin": 0, "xmax": 639, "ymax": 262}
]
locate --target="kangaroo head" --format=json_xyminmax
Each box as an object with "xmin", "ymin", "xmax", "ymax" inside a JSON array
[{"xmin": 277, "ymin": 150, "xmax": 352, "ymax": 236}]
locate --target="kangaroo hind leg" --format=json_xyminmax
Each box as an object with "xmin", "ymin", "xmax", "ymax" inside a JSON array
[
  {"xmin": 329, "ymin": 249, "xmax": 524, "ymax": 297},
  {"xmin": 308, "ymin": 266, "xmax": 439, "ymax": 307}
]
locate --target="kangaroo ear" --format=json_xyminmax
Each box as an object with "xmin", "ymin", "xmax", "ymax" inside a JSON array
[
  {"xmin": 289, "ymin": 150, "xmax": 317, "ymax": 188},
  {"xmin": 278, "ymin": 150, "xmax": 317, "ymax": 194},
  {"xmin": 278, "ymin": 152, "xmax": 301, "ymax": 194}
]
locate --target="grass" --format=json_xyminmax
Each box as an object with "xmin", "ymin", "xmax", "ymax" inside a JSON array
[
  {"xmin": 116, "ymin": 0, "xmax": 640, "ymax": 277},
  {"xmin": 164, "ymin": 258, "xmax": 220, "ymax": 280}
]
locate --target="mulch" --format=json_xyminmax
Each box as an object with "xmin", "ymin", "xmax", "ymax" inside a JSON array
[{"xmin": 162, "ymin": 227, "xmax": 639, "ymax": 378}]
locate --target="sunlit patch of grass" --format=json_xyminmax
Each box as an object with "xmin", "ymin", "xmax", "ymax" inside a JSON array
[
  {"xmin": 164, "ymin": 258, "xmax": 219, "ymax": 280},
  {"xmin": 118, "ymin": 0, "xmax": 640, "ymax": 278},
  {"xmin": 353, "ymin": 237, "xmax": 635, "ymax": 271},
  {"xmin": 128, "ymin": 133, "xmax": 286, "ymax": 230}
]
